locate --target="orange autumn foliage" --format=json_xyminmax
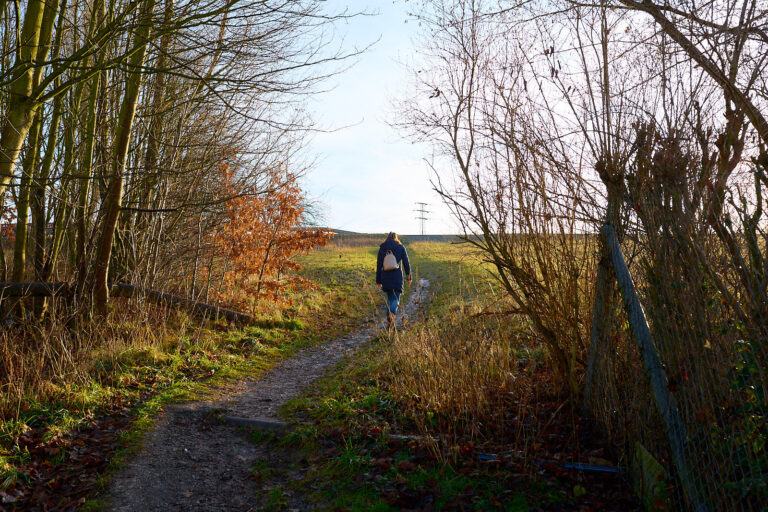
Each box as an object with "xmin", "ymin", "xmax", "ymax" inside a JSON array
[{"xmin": 214, "ymin": 167, "xmax": 333, "ymax": 308}]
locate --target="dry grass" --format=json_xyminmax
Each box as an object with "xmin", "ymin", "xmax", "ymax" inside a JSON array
[
  {"xmin": 0, "ymin": 244, "xmax": 381, "ymax": 425},
  {"xmin": 0, "ymin": 300, "xmax": 191, "ymax": 419},
  {"xmin": 375, "ymin": 242, "xmax": 554, "ymax": 459},
  {"xmin": 384, "ymin": 313, "xmax": 524, "ymax": 448}
]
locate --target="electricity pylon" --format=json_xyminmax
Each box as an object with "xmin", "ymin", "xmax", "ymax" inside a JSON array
[{"xmin": 414, "ymin": 202, "xmax": 431, "ymax": 236}]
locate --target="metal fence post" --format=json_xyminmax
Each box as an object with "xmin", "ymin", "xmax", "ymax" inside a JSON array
[{"xmin": 602, "ymin": 223, "xmax": 709, "ymax": 512}]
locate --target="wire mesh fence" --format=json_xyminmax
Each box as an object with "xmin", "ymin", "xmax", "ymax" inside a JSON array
[{"xmin": 584, "ymin": 157, "xmax": 768, "ymax": 511}]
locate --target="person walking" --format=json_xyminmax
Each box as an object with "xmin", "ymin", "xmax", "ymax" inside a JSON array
[{"xmin": 376, "ymin": 232, "xmax": 412, "ymax": 328}]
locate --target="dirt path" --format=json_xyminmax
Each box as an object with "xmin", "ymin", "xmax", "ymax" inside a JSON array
[{"xmin": 106, "ymin": 279, "xmax": 429, "ymax": 512}]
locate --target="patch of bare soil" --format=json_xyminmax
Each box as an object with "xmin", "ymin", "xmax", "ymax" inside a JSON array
[{"xmin": 106, "ymin": 280, "xmax": 429, "ymax": 512}]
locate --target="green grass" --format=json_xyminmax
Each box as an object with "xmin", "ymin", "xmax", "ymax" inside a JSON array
[
  {"xmin": 0, "ymin": 243, "xmax": 381, "ymax": 503},
  {"xmin": 407, "ymin": 240, "xmax": 498, "ymax": 313},
  {"xmin": 265, "ymin": 241, "xmax": 540, "ymax": 510},
  {"xmin": 274, "ymin": 339, "xmax": 533, "ymax": 510}
]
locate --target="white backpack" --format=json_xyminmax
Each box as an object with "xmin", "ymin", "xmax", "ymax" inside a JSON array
[{"xmin": 382, "ymin": 250, "xmax": 400, "ymax": 271}]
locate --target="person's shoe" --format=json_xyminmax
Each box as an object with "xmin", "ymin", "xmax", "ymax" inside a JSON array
[{"xmin": 387, "ymin": 312, "xmax": 396, "ymax": 328}]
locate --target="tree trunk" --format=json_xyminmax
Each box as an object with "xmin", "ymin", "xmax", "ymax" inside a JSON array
[
  {"xmin": 75, "ymin": 0, "xmax": 105, "ymax": 290},
  {"xmin": 33, "ymin": 76, "xmax": 64, "ymax": 277},
  {"xmin": 92, "ymin": 0, "xmax": 157, "ymax": 315},
  {"xmin": 0, "ymin": 0, "xmax": 58, "ymax": 200},
  {"xmin": 12, "ymin": 112, "xmax": 42, "ymax": 282},
  {"xmin": 0, "ymin": 233, "xmax": 6, "ymax": 283}
]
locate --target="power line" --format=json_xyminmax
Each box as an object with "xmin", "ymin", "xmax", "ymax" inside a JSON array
[{"xmin": 414, "ymin": 202, "xmax": 431, "ymax": 236}]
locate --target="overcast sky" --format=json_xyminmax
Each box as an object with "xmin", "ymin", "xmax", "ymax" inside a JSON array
[{"xmin": 303, "ymin": 0, "xmax": 457, "ymax": 235}]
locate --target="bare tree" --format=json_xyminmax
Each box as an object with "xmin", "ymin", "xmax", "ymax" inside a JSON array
[
  {"xmin": 0, "ymin": 0, "xmax": 362, "ymax": 316},
  {"xmin": 405, "ymin": 0, "xmax": 768, "ymax": 508}
]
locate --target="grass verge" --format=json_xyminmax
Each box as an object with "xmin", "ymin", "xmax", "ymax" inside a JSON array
[
  {"xmin": 0, "ymin": 244, "xmax": 379, "ymax": 510},
  {"xmin": 266, "ymin": 241, "xmax": 639, "ymax": 511}
]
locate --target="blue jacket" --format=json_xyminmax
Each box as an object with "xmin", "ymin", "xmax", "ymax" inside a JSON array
[{"xmin": 376, "ymin": 239, "xmax": 411, "ymax": 292}]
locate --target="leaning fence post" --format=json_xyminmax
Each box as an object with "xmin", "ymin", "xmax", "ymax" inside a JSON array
[
  {"xmin": 602, "ymin": 223, "xmax": 709, "ymax": 512},
  {"xmin": 583, "ymin": 246, "xmax": 609, "ymax": 411}
]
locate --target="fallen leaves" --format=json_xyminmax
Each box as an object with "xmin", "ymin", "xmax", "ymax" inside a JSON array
[{"xmin": 1, "ymin": 402, "xmax": 133, "ymax": 510}]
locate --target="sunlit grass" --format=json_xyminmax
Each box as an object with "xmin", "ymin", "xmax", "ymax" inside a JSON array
[
  {"xmin": 275, "ymin": 241, "xmax": 546, "ymax": 509},
  {"xmin": 0, "ymin": 243, "xmax": 380, "ymax": 490}
]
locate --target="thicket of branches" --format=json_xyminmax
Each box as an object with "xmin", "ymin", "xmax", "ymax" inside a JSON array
[
  {"xmin": 404, "ymin": 0, "xmax": 767, "ymax": 508},
  {"xmin": 0, "ymin": 0, "xmax": 344, "ymax": 318}
]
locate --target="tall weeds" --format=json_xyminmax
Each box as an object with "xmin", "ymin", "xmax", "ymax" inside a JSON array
[
  {"xmin": 377, "ymin": 247, "xmax": 557, "ymax": 461},
  {"xmin": 385, "ymin": 315, "xmax": 517, "ymax": 435},
  {"xmin": 0, "ymin": 301, "xmax": 190, "ymax": 419}
]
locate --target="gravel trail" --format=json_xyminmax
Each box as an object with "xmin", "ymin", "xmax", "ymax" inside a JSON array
[{"xmin": 107, "ymin": 279, "xmax": 429, "ymax": 512}]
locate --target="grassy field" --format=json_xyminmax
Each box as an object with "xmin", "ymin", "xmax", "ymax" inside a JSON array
[
  {"xmin": 264, "ymin": 240, "xmax": 638, "ymax": 511},
  {"xmin": 0, "ymin": 240, "xmax": 637, "ymax": 510},
  {"xmin": 0, "ymin": 243, "xmax": 381, "ymax": 508}
]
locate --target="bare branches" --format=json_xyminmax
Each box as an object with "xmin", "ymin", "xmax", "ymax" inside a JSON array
[
  {"xmin": 0, "ymin": 0, "xmax": 361, "ymax": 314},
  {"xmin": 403, "ymin": 1, "xmax": 768, "ymax": 508}
]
